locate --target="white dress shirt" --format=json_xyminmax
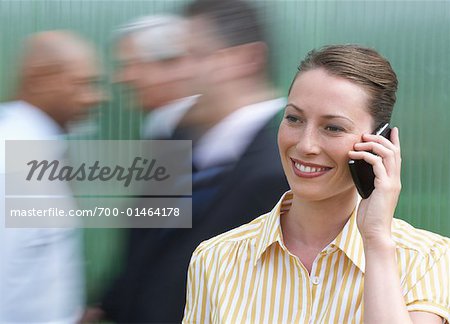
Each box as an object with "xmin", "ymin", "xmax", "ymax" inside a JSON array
[
  {"xmin": 140, "ymin": 95, "xmax": 199, "ymax": 139},
  {"xmin": 193, "ymin": 97, "xmax": 286, "ymax": 170},
  {"xmin": 0, "ymin": 101, "xmax": 84, "ymax": 324}
]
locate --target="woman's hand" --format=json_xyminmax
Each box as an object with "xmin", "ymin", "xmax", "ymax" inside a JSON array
[{"xmin": 348, "ymin": 127, "xmax": 402, "ymax": 247}]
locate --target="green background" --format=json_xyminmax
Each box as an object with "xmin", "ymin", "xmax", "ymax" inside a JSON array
[{"xmin": 1, "ymin": 0, "xmax": 449, "ymax": 303}]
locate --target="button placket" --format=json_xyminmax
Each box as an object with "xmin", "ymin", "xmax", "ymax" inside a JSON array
[
  {"xmin": 311, "ymin": 276, "xmax": 320, "ymax": 285},
  {"xmin": 309, "ymin": 255, "xmax": 322, "ymax": 286}
]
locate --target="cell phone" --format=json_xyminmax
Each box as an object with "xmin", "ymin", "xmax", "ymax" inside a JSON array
[{"xmin": 348, "ymin": 123, "xmax": 391, "ymax": 199}]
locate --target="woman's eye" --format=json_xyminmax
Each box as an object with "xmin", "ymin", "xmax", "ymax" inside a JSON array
[
  {"xmin": 325, "ymin": 125, "xmax": 345, "ymax": 133},
  {"xmin": 285, "ymin": 115, "xmax": 301, "ymax": 123}
]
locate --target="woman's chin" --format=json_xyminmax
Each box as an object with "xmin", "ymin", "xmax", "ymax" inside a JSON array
[
  {"xmin": 289, "ymin": 183, "xmax": 356, "ymax": 203},
  {"xmin": 290, "ymin": 187, "xmax": 331, "ymax": 202}
]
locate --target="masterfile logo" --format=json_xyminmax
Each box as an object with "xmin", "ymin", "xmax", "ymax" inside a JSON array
[
  {"xmin": 6, "ymin": 140, "xmax": 191, "ymax": 196},
  {"xmin": 4, "ymin": 140, "xmax": 193, "ymax": 229},
  {"xmin": 26, "ymin": 157, "xmax": 170, "ymax": 187}
]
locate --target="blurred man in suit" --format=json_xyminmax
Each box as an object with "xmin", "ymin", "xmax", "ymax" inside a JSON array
[
  {"xmin": 99, "ymin": 2, "xmax": 289, "ymax": 322},
  {"xmin": 0, "ymin": 31, "xmax": 104, "ymax": 323}
]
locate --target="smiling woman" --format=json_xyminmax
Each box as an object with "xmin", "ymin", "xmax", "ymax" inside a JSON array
[
  {"xmin": 183, "ymin": 45, "xmax": 450, "ymax": 324},
  {"xmin": 279, "ymin": 67, "xmax": 374, "ymax": 202}
]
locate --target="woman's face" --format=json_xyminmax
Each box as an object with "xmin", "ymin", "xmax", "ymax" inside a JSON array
[{"xmin": 278, "ymin": 68, "xmax": 374, "ymax": 202}]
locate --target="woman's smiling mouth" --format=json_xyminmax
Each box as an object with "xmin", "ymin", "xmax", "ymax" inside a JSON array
[{"xmin": 290, "ymin": 158, "xmax": 332, "ymax": 178}]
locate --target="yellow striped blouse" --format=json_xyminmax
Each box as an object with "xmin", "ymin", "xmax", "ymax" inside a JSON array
[{"xmin": 183, "ymin": 191, "xmax": 450, "ymax": 324}]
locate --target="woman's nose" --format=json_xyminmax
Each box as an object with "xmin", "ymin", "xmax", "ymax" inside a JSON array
[{"xmin": 295, "ymin": 127, "xmax": 321, "ymax": 155}]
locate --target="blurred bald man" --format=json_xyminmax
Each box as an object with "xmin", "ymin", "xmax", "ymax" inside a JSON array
[
  {"xmin": 12, "ymin": 30, "xmax": 103, "ymax": 129},
  {"xmin": 0, "ymin": 31, "xmax": 104, "ymax": 323}
]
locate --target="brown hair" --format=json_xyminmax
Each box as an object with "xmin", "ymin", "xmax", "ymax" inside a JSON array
[
  {"xmin": 289, "ymin": 44, "xmax": 398, "ymax": 126},
  {"xmin": 184, "ymin": 0, "xmax": 266, "ymax": 48}
]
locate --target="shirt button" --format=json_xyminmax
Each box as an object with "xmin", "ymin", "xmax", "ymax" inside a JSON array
[{"xmin": 311, "ymin": 276, "xmax": 320, "ymax": 285}]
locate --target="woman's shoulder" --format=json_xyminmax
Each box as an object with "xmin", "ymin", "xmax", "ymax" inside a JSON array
[
  {"xmin": 192, "ymin": 212, "xmax": 271, "ymax": 258},
  {"xmin": 392, "ymin": 218, "xmax": 450, "ymax": 259}
]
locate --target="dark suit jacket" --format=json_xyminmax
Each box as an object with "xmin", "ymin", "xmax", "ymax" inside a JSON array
[{"xmin": 102, "ymin": 110, "xmax": 289, "ymax": 323}]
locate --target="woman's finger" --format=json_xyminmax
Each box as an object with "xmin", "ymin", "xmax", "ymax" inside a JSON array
[
  {"xmin": 348, "ymin": 150, "xmax": 388, "ymax": 181},
  {"xmin": 353, "ymin": 141, "xmax": 398, "ymax": 177}
]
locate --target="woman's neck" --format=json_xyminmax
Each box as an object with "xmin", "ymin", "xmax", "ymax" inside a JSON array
[{"xmin": 281, "ymin": 189, "xmax": 358, "ymax": 252}]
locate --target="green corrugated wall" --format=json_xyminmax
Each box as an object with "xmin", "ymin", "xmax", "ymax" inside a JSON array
[{"xmin": 1, "ymin": 0, "xmax": 449, "ymax": 302}]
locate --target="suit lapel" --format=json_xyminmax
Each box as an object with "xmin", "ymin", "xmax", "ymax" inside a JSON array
[{"xmin": 194, "ymin": 109, "xmax": 284, "ymax": 221}]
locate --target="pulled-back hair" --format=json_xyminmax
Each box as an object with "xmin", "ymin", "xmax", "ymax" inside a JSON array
[{"xmin": 290, "ymin": 45, "xmax": 398, "ymax": 126}]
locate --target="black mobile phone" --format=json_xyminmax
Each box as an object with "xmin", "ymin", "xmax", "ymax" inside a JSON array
[{"xmin": 348, "ymin": 123, "xmax": 391, "ymax": 199}]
